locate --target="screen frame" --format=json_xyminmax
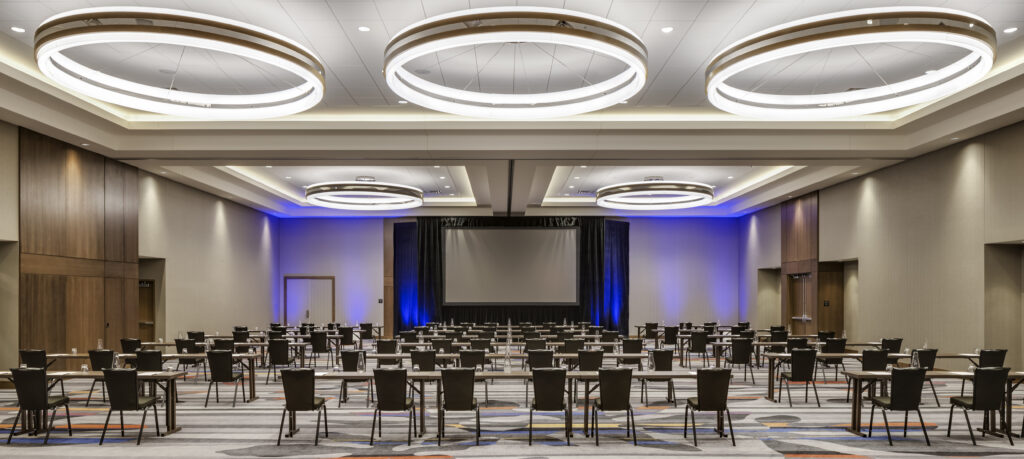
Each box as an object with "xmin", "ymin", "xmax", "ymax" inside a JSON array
[{"xmin": 441, "ymin": 226, "xmax": 581, "ymax": 307}]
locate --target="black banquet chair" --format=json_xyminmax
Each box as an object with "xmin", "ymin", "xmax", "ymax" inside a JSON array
[
  {"xmin": 99, "ymin": 369, "xmax": 160, "ymax": 445},
  {"xmin": 86, "ymin": 349, "xmax": 115, "ymax": 406},
  {"xmin": 204, "ymin": 350, "xmax": 247, "ymax": 408},
  {"xmin": 438, "ymin": 368, "xmax": 480, "ymax": 445},
  {"xmin": 641, "ymin": 349, "xmax": 677, "ymax": 407},
  {"xmin": 913, "ymin": 348, "xmax": 941, "ymax": 406},
  {"xmin": 371, "ymin": 368, "xmax": 417, "ymax": 446},
  {"xmin": 684, "ymin": 367, "xmax": 735, "ymax": 446},
  {"xmin": 869, "ymin": 367, "xmax": 930, "ymax": 446},
  {"xmin": 590, "ymin": 367, "xmax": 636, "ymax": 446},
  {"xmin": 947, "ymin": 366, "xmax": 1014, "ymax": 446},
  {"xmin": 338, "ymin": 350, "xmax": 373, "ymax": 407},
  {"xmin": 6, "ymin": 367, "xmax": 72, "ymax": 444},
  {"xmin": 277, "ymin": 368, "xmax": 328, "ymax": 446},
  {"xmin": 726, "ymin": 337, "xmax": 755, "ymax": 384},
  {"xmin": 779, "ymin": 348, "xmax": 820, "ymax": 407},
  {"xmin": 20, "ymin": 349, "xmax": 63, "ymax": 395},
  {"xmin": 529, "ymin": 368, "xmax": 571, "ymax": 445}
]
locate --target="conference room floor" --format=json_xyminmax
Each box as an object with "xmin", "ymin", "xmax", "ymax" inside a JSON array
[{"xmin": 3, "ymin": 360, "xmax": 1024, "ymax": 458}]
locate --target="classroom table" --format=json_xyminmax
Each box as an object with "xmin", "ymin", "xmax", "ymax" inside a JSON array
[
  {"xmin": 0, "ymin": 370, "xmax": 186, "ymax": 436},
  {"xmin": 763, "ymin": 352, "xmax": 910, "ymax": 402},
  {"xmin": 118, "ymin": 352, "xmax": 260, "ymax": 401}
]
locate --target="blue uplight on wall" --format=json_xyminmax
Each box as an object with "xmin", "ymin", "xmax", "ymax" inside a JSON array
[{"xmin": 394, "ymin": 222, "xmax": 420, "ymax": 330}]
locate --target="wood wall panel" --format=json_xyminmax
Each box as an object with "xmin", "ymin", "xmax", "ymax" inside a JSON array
[
  {"xmin": 18, "ymin": 128, "xmax": 140, "ymax": 356},
  {"xmin": 816, "ymin": 263, "xmax": 845, "ymax": 334},
  {"xmin": 781, "ymin": 193, "xmax": 818, "ymax": 264},
  {"xmin": 65, "ymin": 148, "xmax": 105, "ymax": 259},
  {"xmin": 19, "ymin": 129, "xmax": 66, "ymax": 256}
]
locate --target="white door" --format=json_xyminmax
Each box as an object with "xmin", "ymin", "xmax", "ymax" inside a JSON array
[{"xmin": 285, "ymin": 278, "xmax": 334, "ymax": 325}]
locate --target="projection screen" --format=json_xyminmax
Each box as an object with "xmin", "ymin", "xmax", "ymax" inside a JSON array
[{"xmin": 443, "ymin": 228, "xmax": 578, "ymax": 305}]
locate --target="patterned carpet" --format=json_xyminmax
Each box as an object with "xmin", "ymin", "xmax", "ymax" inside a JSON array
[{"xmin": 3, "ymin": 356, "xmax": 1024, "ymax": 458}]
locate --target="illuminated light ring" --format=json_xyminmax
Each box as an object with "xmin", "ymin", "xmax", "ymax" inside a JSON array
[
  {"xmin": 705, "ymin": 7, "xmax": 996, "ymax": 119},
  {"xmin": 596, "ymin": 181, "xmax": 715, "ymax": 211},
  {"xmin": 305, "ymin": 182, "xmax": 424, "ymax": 211},
  {"xmin": 384, "ymin": 7, "xmax": 648, "ymax": 120},
  {"xmin": 34, "ymin": 7, "xmax": 325, "ymax": 119}
]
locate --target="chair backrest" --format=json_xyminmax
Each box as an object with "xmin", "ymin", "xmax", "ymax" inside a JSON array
[
  {"xmin": 187, "ymin": 331, "xmax": 205, "ymax": 341},
  {"xmin": 789, "ymin": 349, "xmax": 816, "ymax": 381},
  {"xmin": 135, "ymin": 350, "xmax": 163, "ymax": 371},
  {"xmin": 121, "ymin": 338, "xmax": 142, "ymax": 353},
  {"xmin": 431, "ymin": 339, "xmax": 453, "ymax": 353},
  {"xmin": 441, "ymin": 368, "xmax": 476, "ymax": 411},
  {"xmin": 339, "ymin": 350, "xmax": 361, "ymax": 371},
  {"xmin": 233, "ymin": 326, "xmax": 248, "ymax": 332},
  {"xmin": 310, "ymin": 331, "xmax": 329, "ymax": 352},
  {"xmin": 103, "ymin": 369, "xmax": 141, "ymax": 410},
  {"xmin": 410, "ymin": 349, "xmax": 437, "ymax": 371},
  {"xmin": 622, "ymin": 338, "xmax": 643, "ymax": 354},
  {"xmin": 524, "ymin": 331, "xmax": 541, "ymax": 340},
  {"xmin": 971, "ymin": 366, "xmax": 1010, "ymax": 410},
  {"xmin": 213, "ymin": 338, "xmax": 234, "ymax": 351},
  {"xmin": 650, "ymin": 349, "xmax": 674, "ymax": 370},
  {"xmin": 19, "ymin": 349, "xmax": 47, "ymax": 369},
  {"xmin": 688, "ymin": 331, "xmax": 708, "ymax": 350},
  {"xmin": 373, "ymin": 368, "xmax": 410, "ymax": 411},
  {"xmin": 786, "ymin": 338, "xmax": 809, "ymax": 353},
  {"xmin": 280, "ymin": 368, "xmax": 316, "ymax": 411},
  {"xmin": 326, "ymin": 323, "xmax": 337, "ymax": 331},
  {"xmin": 730, "ymin": 338, "xmax": 753, "ymax": 364},
  {"xmin": 525, "ymin": 338, "xmax": 547, "ymax": 351},
  {"xmin": 527, "ymin": 349, "xmax": 554, "ymax": 369},
  {"xmin": 737, "ymin": 322, "xmax": 750, "ymax": 330},
  {"xmin": 268, "ymin": 330, "xmax": 284, "ymax": 341},
  {"xmin": 730, "ymin": 326, "xmax": 744, "ymax": 335},
  {"xmin": 89, "ymin": 349, "xmax": 115, "ymax": 370},
  {"xmin": 739, "ymin": 330, "xmax": 756, "ymax": 340},
  {"xmin": 663, "ymin": 326, "xmax": 679, "ymax": 344},
  {"xmin": 823, "ymin": 338, "xmax": 847, "ymax": 354},
  {"xmin": 979, "ymin": 349, "xmax": 1007, "ymax": 367},
  {"xmin": 232, "ymin": 330, "xmax": 249, "ymax": 342},
  {"xmin": 880, "ymin": 338, "xmax": 903, "ymax": 353},
  {"xmin": 470, "ymin": 339, "xmax": 492, "ymax": 352},
  {"xmin": 359, "ymin": 323, "xmax": 373, "ymax": 337},
  {"xmin": 577, "ymin": 350, "xmax": 604, "ymax": 371},
  {"xmin": 769, "ymin": 329, "xmax": 788, "ymax": 343},
  {"xmin": 914, "ymin": 348, "xmax": 937, "ymax": 370},
  {"xmin": 558, "ymin": 331, "xmax": 575, "ymax": 341},
  {"xmin": 11, "ymin": 367, "xmax": 49, "ymax": 410},
  {"xmin": 644, "ymin": 323, "xmax": 659, "ymax": 339},
  {"xmin": 889, "ymin": 367, "xmax": 926, "ymax": 411},
  {"xmin": 207, "ymin": 350, "xmax": 235, "ymax": 381},
  {"xmin": 531, "ymin": 368, "xmax": 567, "ymax": 411},
  {"xmin": 269, "ymin": 339, "xmax": 290, "ymax": 364},
  {"xmin": 696, "ymin": 367, "xmax": 731, "ymax": 411},
  {"xmin": 376, "ymin": 339, "xmax": 398, "ymax": 354},
  {"xmin": 174, "ymin": 338, "xmax": 195, "ymax": 354},
  {"xmin": 562, "ymin": 339, "xmax": 584, "ymax": 354},
  {"xmin": 601, "ymin": 331, "xmax": 619, "ymax": 343},
  {"xmin": 459, "ymin": 349, "xmax": 486, "ymax": 369},
  {"xmin": 769, "ymin": 325, "xmax": 786, "ymax": 332},
  {"xmin": 597, "ymin": 367, "xmax": 633, "ymax": 411},
  {"xmin": 400, "ymin": 331, "xmax": 418, "ymax": 343},
  {"xmin": 339, "ymin": 327, "xmax": 356, "ymax": 345},
  {"xmin": 702, "ymin": 325, "xmax": 715, "ymax": 335},
  {"xmin": 817, "ymin": 330, "xmax": 836, "ymax": 341},
  {"xmin": 861, "ymin": 349, "xmax": 889, "ymax": 371}
]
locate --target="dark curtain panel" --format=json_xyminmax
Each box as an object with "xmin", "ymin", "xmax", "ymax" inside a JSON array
[
  {"xmin": 415, "ymin": 216, "xmax": 625, "ymax": 328},
  {"xmin": 393, "ymin": 222, "xmax": 421, "ymax": 331},
  {"xmin": 603, "ymin": 220, "xmax": 630, "ymax": 335}
]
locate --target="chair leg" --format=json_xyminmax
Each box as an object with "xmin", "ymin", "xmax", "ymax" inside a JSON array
[
  {"xmin": 785, "ymin": 379, "xmax": 793, "ymax": 407},
  {"xmin": 323, "ymin": 406, "xmax": 328, "ymax": 438},
  {"xmin": 277, "ymin": 409, "xmax": 287, "ymax": 446},
  {"xmin": 315, "ymin": 407, "xmax": 321, "ymax": 446},
  {"xmin": 946, "ymin": 405, "xmax": 954, "ymax": 437},
  {"xmin": 476, "ymin": 407, "xmax": 481, "ymax": 445},
  {"xmin": 137, "ymin": 406, "xmax": 148, "ymax": 445},
  {"xmin": 87, "ymin": 380, "xmax": 96, "ymax": 407},
  {"xmin": 962, "ymin": 407, "xmax": 976, "ymax": 445},
  {"xmin": 691, "ymin": 407, "xmax": 698, "ymax": 446},
  {"xmin": 726, "ymin": 408, "xmax": 735, "ymax": 446},
  {"xmin": 903, "ymin": 411, "xmax": 908, "ymax": 437},
  {"xmin": 64, "ymin": 404, "xmax": 73, "ymax": 437},
  {"xmin": 916, "ymin": 409, "xmax": 930, "ymax": 446},
  {"xmin": 369, "ymin": 409, "xmax": 376, "ymax": 446},
  {"xmin": 6, "ymin": 408, "xmax": 21, "ymax": 444},
  {"xmin": 99, "ymin": 408, "xmax": 112, "ymax": 445},
  {"xmin": 683, "ymin": 405, "xmax": 688, "ymax": 438},
  {"xmin": 881, "ymin": 409, "xmax": 892, "ymax": 446},
  {"xmin": 528, "ymin": 408, "xmax": 533, "ymax": 445},
  {"xmin": 869, "ymin": 404, "xmax": 875, "ymax": 437},
  {"xmin": 630, "ymin": 407, "xmax": 638, "ymax": 446},
  {"xmin": 120, "ymin": 411, "xmax": 125, "ymax": 436},
  {"xmin": 204, "ymin": 381, "xmax": 213, "ymax": 407},
  {"xmin": 43, "ymin": 407, "xmax": 56, "ymax": 444},
  {"xmin": 812, "ymin": 381, "xmax": 820, "ymax": 407},
  {"xmin": 153, "ymin": 404, "xmax": 160, "ymax": 437},
  {"xmin": 1001, "ymin": 407, "xmax": 1014, "ymax": 446},
  {"xmin": 929, "ymin": 380, "xmax": 940, "ymax": 407},
  {"xmin": 593, "ymin": 407, "xmax": 599, "ymax": 446},
  {"xmin": 232, "ymin": 381, "xmax": 239, "ymax": 408}
]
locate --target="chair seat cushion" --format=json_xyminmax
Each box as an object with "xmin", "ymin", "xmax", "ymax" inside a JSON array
[
  {"xmin": 138, "ymin": 395, "xmax": 159, "ymax": 408},
  {"xmin": 47, "ymin": 395, "xmax": 69, "ymax": 407},
  {"xmin": 313, "ymin": 396, "xmax": 326, "ymax": 408},
  {"xmin": 232, "ymin": 371, "xmax": 243, "ymax": 380},
  {"xmin": 594, "ymin": 398, "xmax": 628, "ymax": 411},
  {"xmin": 531, "ymin": 398, "xmax": 565, "ymax": 411},
  {"xmin": 405, "ymin": 397, "xmax": 415, "ymax": 409},
  {"xmin": 869, "ymin": 395, "xmax": 892, "ymax": 408},
  {"xmin": 687, "ymin": 396, "xmax": 700, "ymax": 409},
  {"xmin": 950, "ymin": 396, "xmax": 974, "ymax": 408}
]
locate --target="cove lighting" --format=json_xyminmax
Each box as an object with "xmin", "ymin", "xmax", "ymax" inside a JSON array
[
  {"xmin": 705, "ymin": 7, "xmax": 996, "ymax": 119},
  {"xmin": 383, "ymin": 7, "xmax": 648, "ymax": 119},
  {"xmin": 34, "ymin": 7, "xmax": 325, "ymax": 119}
]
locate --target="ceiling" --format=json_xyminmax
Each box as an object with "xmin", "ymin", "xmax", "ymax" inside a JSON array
[{"xmin": 2, "ymin": 1, "xmax": 1024, "ymax": 218}]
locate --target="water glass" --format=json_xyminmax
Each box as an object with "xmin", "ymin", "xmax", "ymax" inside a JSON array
[
  {"xmin": 71, "ymin": 347, "xmax": 78, "ymax": 355},
  {"xmin": 97, "ymin": 338, "xmax": 104, "ymax": 349},
  {"xmin": 80, "ymin": 364, "xmax": 88, "ymax": 372},
  {"xmin": 158, "ymin": 338, "xmax": 164, "ymax": 343}
]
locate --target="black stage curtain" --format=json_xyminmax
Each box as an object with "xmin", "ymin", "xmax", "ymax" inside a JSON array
[
  {"xmin": 393, "ymin": 221, "xmax": 421, "ymax": 332},
  {"xmin": 409, "ymin": 216, "xmax": 627, "ymax": 332},
  {"xmin": 603, "ymin": 220, "xmax": 630, "ymax": 334}
]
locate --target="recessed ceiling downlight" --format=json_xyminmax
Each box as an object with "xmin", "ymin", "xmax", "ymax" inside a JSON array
[
  {"xmin": 305, "ymin": 180, "xmax": 424, "ymax": 211},
  {"xmin": 383, "ymin": 6, "xmax": 648, "ymax": 120},
  {"xmin": 34, "ymin": 7, "xmax": 325, "ymax": 119},
  {"xmin": 705, "ymin": 7, "xmax": 996, "ymax": 119},
  {"xmin": 596, "ymin": 180, "xmax": 714, "ymax": 211}
]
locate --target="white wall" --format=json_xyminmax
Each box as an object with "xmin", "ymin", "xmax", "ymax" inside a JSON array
[
  {"xmin": 737, "ymin": 206, "xmax": 781, "ymax": 328},
  {"xmin": 0, "ymin": 122, "xmax": 16, "ymax": 242},
  {"xmin": 138, "ymin": 173, "xmax": 279, "ymax": 339},
  {"xmin": 0, "ymin": 121, "xmax": 16, "ymax": 369},
  {"xmin": 628, "ymin": 218, "xmax": 740, "ymax": 329},
  {"xmin": 278, "ymin": 218, "xmax": 384, "ymax": 326}
]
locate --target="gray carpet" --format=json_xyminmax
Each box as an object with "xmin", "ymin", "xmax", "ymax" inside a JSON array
[{"xmin": 3, "ymin": 356, "xmax": 1023, "ymax": 458}]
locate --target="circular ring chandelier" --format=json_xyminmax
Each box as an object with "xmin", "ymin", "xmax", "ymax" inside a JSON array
[
  {"xmin": 34, "ymin": 7, "xmax": 326, "ymax": 119},
  {"xmin": 596, "ymin": 181, "xmax": 714, "ymax": 211},
  {"xmin": 705, "ymin": 7, "xmax": 996, "ymax": 119},
  {"xmin": 305, "ymin": 181, "xmax": 424, "ymax": 211},
  {"xmin": 384, "ymin": 7, "xmax": 648, "ymax": 120}
]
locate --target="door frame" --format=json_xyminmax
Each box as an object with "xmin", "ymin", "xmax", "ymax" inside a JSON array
[{"xmin": 283, "ymin": 276, "xmax": 336, "ymax": 325}]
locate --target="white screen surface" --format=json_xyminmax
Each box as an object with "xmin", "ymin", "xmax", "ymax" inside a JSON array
[{"xmin": 444, "ymin": 228, "xmax": 578, "ymax": 304}]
